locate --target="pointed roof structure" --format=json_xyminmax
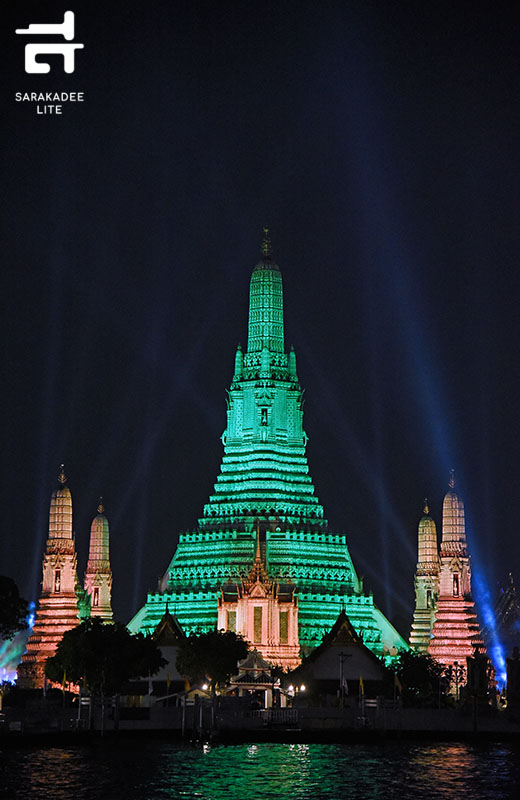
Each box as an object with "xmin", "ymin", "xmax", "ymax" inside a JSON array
[
  {"xmin": 242, "ymin": 524, "xmax": 273, "ymax": 594},
  {"xmin": 287, "ymin": 611, "xmax": 388, "ymax": 688},
  {"xmin": 307, "ymin": 610, "xmax": 365, "ymax": 652},
  {"xmin": 237, "ymin": 648, "xmax": 272, "ymax": 672},
  {"xmin": 151, "ymin": 608, "xmax": 186, "ymax": 646},
  {"xmin": 441, "ymin": 470, "xmax": 467, "ymax": 554},
  {"xmin": 416, "ymin": 499, "xmax": 439, "ymax": 574}
]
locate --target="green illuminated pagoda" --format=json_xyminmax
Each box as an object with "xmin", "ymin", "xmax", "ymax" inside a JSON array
[{"xmin": 129, "ymin": 231, "xmax": 406, "ymax": 656}]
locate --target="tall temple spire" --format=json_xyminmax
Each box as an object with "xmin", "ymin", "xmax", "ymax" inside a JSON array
[
  {"xmin": 441, "ymin": 470, "xmax": 466, "ymax": 551},
  {"xmin": 48, "ymin": 464, "xmax": 73, "ymax": 541},
  {"xmin": 201, "ymin": 236, "xmax": 325, "ymax": 531},
  {"xmin": 18, "ymin": 466, "xmax": 81, "ymax": 688},
  {"xmin": 84, "ymin": 498, "xmax": 113, "ymax": 622},
  {"xmin": 130, "ymin": 236, "xmax": 407, "ymax": 660},
  {"xmin": 410, "ymin": 500, "xmax": 440, "ymax": 652},
  {"xmin": 428, "ymin": 472, "xmax": 485, "ymax": 679},
  {"xmin": 247, "ymin": 227, "xmax": 284, "ymax": 355}
]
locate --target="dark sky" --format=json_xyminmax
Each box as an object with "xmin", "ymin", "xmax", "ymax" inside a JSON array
[{"xmin": 1, "ymin": 0, "xmax": 519, "ymax": 639}]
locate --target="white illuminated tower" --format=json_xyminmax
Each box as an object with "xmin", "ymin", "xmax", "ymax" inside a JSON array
[
  {"xmin": 409, "ymin": 501, "xmax": 440, "ymax": 652},
  {"xmin": 84, "ymin": 500, "xmax": 113, "ymax": 622}
]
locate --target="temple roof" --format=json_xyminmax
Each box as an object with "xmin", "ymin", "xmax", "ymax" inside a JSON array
[
  {"xmin": 418, "ymin": 500, "xmax": 437, "ymax": 537},
  {"xmin": 231, "ymin": 648, "xmax": 273, "ymax": 684},
  {"xmin": 48, "ymin": 464, "xmax": 73, "ymax": 540},
  {"xmin": 287, "ymin": 611, "xmax": 387, "ymax": 682},
  {"xmin": 243, "ymin": 528, "xmax": 272, "ymax": 593},
  {"xmin": 442, "ymin": 470, "xmax": 466, "ymax": 545},
  {"xmin": 86, "ymin": 498, "xmax": 111, "ymax": 568},
  {"xmin": 151, "ymin": 609, "xmax": 186, "ymax": 646}
]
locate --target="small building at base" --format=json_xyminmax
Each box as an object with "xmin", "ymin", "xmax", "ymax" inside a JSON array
[
  {"xmin": 286, "ymin": 611, "xmax": 389, "ymax": 702},
  {"xmin": 228, "ymin": 649, "xmax": 288, "ymax": 709}
]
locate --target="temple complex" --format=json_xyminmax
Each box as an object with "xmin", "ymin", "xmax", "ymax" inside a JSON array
[
  {"xmin": 84, "ymin": 500, "xmax": 113, "ymax": 622},
  {"xmin": 17, "ymin": 468, "xmax": 84, "ymax": 688},
  {"xmin": 129, "ymin": 232, "xmax": 407, "ymax": 660},
  {"xmin": 410, "ymin": 472, "xmax": 485, "ymax": 675}
]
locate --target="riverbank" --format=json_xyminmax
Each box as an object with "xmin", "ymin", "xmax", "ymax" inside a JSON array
[{"xmin": 2, "ymin": 703, "xmax": 520, "ymax": 747}]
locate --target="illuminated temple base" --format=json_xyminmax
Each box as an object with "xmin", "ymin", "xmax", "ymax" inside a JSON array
[
  {"xmin": 130, "ymin": 581, "xmax": 405, "ymax": 658},
  {"xmin": 17, "ymin": 591, "xmax": 80, "ymax": 688},
  {"xmin": 428, "ymin": 598, "xmax": 484, "ymax": 670}
]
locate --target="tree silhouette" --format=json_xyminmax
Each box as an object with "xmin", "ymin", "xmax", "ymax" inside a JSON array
[
  {"xmin": 391, "ymin": 649, "xmax": 448, "ymax": 707},
  {"xmin": 0, "ymin": 575, "xmax": 28, "ymax": 640},
  {"xmin": 45, "ymin": 618, "xmax": 165, "ymax": 695},
  {"xmin": 176, "ymin": 629, "xmax": 248, "ymax": 691}
]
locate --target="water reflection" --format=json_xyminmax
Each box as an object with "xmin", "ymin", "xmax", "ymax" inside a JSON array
[{"xmin": 1, "ymin": 740, "xmax": 520, "ymax": 800}]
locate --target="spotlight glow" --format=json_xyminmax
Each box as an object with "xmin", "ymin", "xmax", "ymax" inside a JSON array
[
  {"xmin": 0, "ymin": 603, "xmax": 35, "ymax": 684},
  {"xmin": 473, "ymin": 569, "xmax": 507, "ymax": 689}
]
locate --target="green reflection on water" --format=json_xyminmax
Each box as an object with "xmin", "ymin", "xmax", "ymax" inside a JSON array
[{"xmin": 2, "ymin": 740, "xmax": 520, "ymax": 800}]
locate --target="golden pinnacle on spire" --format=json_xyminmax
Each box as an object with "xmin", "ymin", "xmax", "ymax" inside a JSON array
[
  {"xmin": 449, "ymin": 469, "xmax": 456, "ymax": 490},
  {"xmin": 58, "ymin": 464, "xmax": 67, "ymax": 485},
  {"xmin": 255, "ymin": 521, "xmax": 262, "ymax": 562},
  {"xmin": 97, "ymin": 497, "xmax": 104, "ymax": 515},
  {"xmin": 245, "ymin": 520, "xmax": 271, "ymax": 590},
  {"xmin": 262, "ymin": 226, "xmax": 272, "ymax": 258},
  {"xmin": 423, "ymin": 498, "xmax": 429, "ymax": 515}
]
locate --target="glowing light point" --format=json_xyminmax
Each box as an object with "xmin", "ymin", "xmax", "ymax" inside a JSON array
[{"xmin": 262, "ymin": 226, "xmax": 272, "ymax": 258}]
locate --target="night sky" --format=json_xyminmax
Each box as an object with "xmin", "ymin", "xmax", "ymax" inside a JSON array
[{"xmin": 2, "ymin": 1, "xmax": 519, "ymax": 640}]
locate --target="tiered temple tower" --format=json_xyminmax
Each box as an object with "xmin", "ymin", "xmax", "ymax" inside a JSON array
[
  {"xmin": 17, "ymin": 467, "xmax": 82, "ymax": 688},
  {"xmin": 129, "ymin": 232, "xmax": 406, "ymax": 657},
  {"xmin": 428, "ymin": 472, "xmax": 484, "ymax": 670},
  {"xmin": 83, "ymin": 500, "xmax": 113, "ymax": 622},
  {"xmin": 409, "ymin": 501, "xmax": 440, "ymax": 652}
]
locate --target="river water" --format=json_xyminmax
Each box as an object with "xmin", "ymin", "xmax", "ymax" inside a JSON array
[{"xmin": 1, "ymin": 738, "xmax": 520, "ymax": 800}]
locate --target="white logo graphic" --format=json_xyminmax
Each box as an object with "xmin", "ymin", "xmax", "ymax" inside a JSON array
[{"xmin": 16, "ymin": 11, "xmax": 83, "ymax": 74}]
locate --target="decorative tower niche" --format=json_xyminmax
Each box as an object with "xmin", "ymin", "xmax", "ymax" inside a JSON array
[
  {"xmin": 17, "ymin": 467, "xmax": 81, "ymax": 688},
  {"xmin": 428, "ymin": 472, "xmax": 485, "ymax": 674},
  {"xmin": 218, "ymin": 529, "xmax": 300, "ymax": 670},
  {"xmin": 84, "ymin": 500, "xmax": 113, "ymax": 622},
  {"xmin": 409, "ymin": 501, "xmax": 440, "ymax": 652}
]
